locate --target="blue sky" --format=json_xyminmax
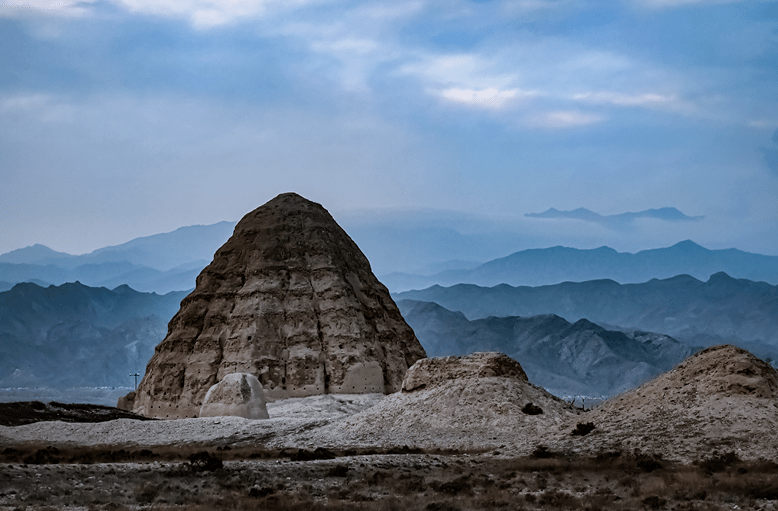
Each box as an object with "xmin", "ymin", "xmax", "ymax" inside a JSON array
[{"xmin": 2, "ymin": 0, "xmax": 778, "ymax": 259}]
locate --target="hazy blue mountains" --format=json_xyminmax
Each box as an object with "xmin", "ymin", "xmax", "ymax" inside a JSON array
[
  {"xmin": 525, "ymin": 207, "xmax": 702, "ymax": 229},
  {"xmin": 395, "ymin": 272, "xmax": 778, "ymax": 359},
  {"xmin": 397, "ymin": 299, "xmax": 694, "ymax": 397},
  {"xmin": 0, "ymin": 282, "xmax": 187, "ymax": 387},
  {"xmin": 0, "ymin": 222, "xmax": 235, "ymax": 293},
  {"xmin": 382, "ymin": 240, "xmax": 778, "ymax": 292}
]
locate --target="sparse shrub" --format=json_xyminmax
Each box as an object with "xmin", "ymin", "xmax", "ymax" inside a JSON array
[
  {"xmin": 248, "ymin": 486, "xmax": 275, "ymax": 498},
  {"xmin": 539, "ymin": 489, "xmax": 579, "ymax": 508},
  {"xmin": 435, "ymin": 476, "xmax": 472, "ymax": 495},
  {"xmin": 642, "ymin": 495, "xmax": 667, "ymax": 509},
  {"xmin": 135, "ymin": 485, "xmax": 159, "ymax": 504},
  {"xmin": 188, "ymin": 451, "xmax": 223, "ymax": 472},
  {"xmin": 524, "ymin": 493, "xmax": 536, "ymax": 503},
  {"xmin": 531, "ymin": 445, "xmax": 556, "ymax": 459},
  {"xmin": 289, "ymin": 447, "xmax": 336, "ymax": 461},
  {"xmin": 327, "ymin": 464, "xmax": 349, "ymax": 477},
  {"xmin": 572, "ymin": 422, "xmax": 596, "ymax": 436},
  {"xmin": 23, "ymin": 446, "xmax": 60, "ymax": 464},
  {"xmin": 637, "ymin": 457, "xmax": 663, "ymax": 473},
  {"xmin": 426, "ymin": 503, "xmax": 460, "ymax": 511},
  {"xmin": 522, "ymin": 403, "xmax": 543, "ymax": 415},
  {"xmin": 697, "ymin": 452, "xmax": 739, "ymax": 473}
]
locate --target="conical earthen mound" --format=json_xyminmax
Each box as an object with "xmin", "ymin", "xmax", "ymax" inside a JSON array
[
  {"xmin": 133, "ymin": 193, "xmax": 426, "ymax": 419},
  {"xmin": 318, "ymin": 352, "xmax": 579, "ymax": 450},
  {"xmin": 557, "ymin": 345, "xmax": 778, "ymax": 461}
]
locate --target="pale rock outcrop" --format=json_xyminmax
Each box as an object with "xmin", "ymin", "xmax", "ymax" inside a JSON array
[
  {"xmin": 320, "ymin": 352, "xmax": 579, "ymax": 450},
  {"xmin": 199, "ymin": 373, "xmax": 269, "ymax": 420},
  {"xmin": 116, "ymin": 391, "xmax": 135, "ymax": 412},
  {"xmin": 554, "ymin": 345, "xmax": 778, "ymax": 461},
  {"xmin": 131, "ymin": 193, "xmax": 426, "ymax": 419},
  {"xmin": 402, "ymin": 351, "xmax": 528, "ymax": 392}
]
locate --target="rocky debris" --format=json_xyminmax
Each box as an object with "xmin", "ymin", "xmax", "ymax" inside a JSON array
[
  {"xmin": 199, "ymin": 373, "xmax": 269, "ymax": 420},
  {"xmin": 132, "ymin": 193, "xmax": 425, "ymax": 419},
  {"xmin": 318, "ymin": 352, "xmax": 579, "ymax": 451},
  {"xmin": 117, "ymin": 391, "xmax": 135, "ymax": 411},
  {"xmin": 554, "ymin": 345, "xmax": 778, "ymax": 461},
  {"xmin": 402, "ymin": 351, "xmax": 528, "ymax": 391}
]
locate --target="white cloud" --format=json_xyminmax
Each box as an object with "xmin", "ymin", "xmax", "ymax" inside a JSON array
[
  {"xmin": 530, "ymin": 110, "xmax": 604, "ymax": 128},
  {"xmin": 748, "ymin": 120, "xmax": 778, "ymax": 129},
  {"xmin": 110, "ymin": 0, "xmax": 315, "ymax": 28},
  {"xmin": 635, "ymin": 0, "xmax": 748, "ymax": 8},
  {"xmin": 311, "ymin": 37, "xmax": 379, "ymax": 56},
  {"xmin": 0, "ymin": 0, "xmax": 97, "ymax": 17},
  {"xmin": 438, "ymin": 87, "xmax": 541, "ymax": 109},
  {"xmin": 572, "ymin": 91, "xmax": 676, "ymax": 107}
]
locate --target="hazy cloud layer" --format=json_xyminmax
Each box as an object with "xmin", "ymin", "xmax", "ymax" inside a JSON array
[{"xmin": 1, "ymin": 0, "xmax": 777, "ymax": 258}]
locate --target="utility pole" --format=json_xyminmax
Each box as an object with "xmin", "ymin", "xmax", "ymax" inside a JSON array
[{"xmin": 129, "ymin": 372, "xmax": 140, "ymax": 390}]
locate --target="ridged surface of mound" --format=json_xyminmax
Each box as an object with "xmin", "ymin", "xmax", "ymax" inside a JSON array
[
  {"xmin": 554, "ymin": 345, "xmax": 778, "ymax": 461},
  {"xmin": 318, "ymin": 352, "xmax": 579, "ymax": 450},
  {"xmin": 133, "ymin": 193, "xmax": 425, "ymax": 419}
]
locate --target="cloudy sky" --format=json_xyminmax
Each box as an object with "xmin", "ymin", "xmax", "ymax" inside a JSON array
[{"xmin": 2, "ymin": 0, "xmax": 778, "ymax": 259}]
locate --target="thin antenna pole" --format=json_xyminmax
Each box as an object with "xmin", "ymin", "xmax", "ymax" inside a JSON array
[{"xmin": 130, "ymin": 372, "xmax": 140, "ymax": 390}]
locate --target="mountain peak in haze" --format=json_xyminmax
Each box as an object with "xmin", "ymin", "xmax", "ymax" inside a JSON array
[
  {"xmin": 525, "ymin": 207, "xmax": 702, "ymax": 229},
  {"xmin": 0, "ymin": 244, "xmax": 73, "ymax": 265}
]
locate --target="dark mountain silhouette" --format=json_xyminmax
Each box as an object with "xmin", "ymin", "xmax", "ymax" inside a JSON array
[
  {"xmin": 397, "ymin": 299, "xmax": 695, "ymax": 397},
  {"xmin": 0, "ymin": 261, "xmax": 201, "ymax": 294},
  {"xmin": 0, "ymin": 282, "xmax": 187, "ymax": 387},
  {"xmin": 395, "ymin": 273, "xmax": 778, "ymax": 361},
  {"xmin": 382, "ymin": 240, "xmax": 778, "ymax": 291}
]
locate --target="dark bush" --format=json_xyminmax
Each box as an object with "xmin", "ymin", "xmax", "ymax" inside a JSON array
[
  {"xmin": 642, "ymin": 495, "xmax": 667, "ymax": 509},
  {"xmin": 636, "ymin": 457, "xmax": 663, "ymax": 473},
  {"xmin": 426, "ymin": 503, "xmax": 460, "ymax": 511},
  {"xmin": 697, "ymin": 452, "xmax": 739, "ymax": 472},
  {"xmin": 435, "ymin": 476, "xmax": 472, "ymax": 495},
  {"xmin": 571, "ymin": 422, "xmax": 596, "ymax": 436},
  {"xmin": 327, "ymin": 465, "xmax": 349, "ymax": 477},
  {"xmin": 522, "ymin": 403, "xmax": 543, "ymax": 415},
  {"xmin": 289, "ymin": 447, "xmax": 336, "ymax": 461},
  {"xmin": 744, "ymin": 485, "xmax": 778, "ymax": 500},
  {"xmin": 531, "ymin": 445, "xmax": 557, "ymax": 459},
  {"xmin": 23, "ymin": 446, "xmax": 61, "ymax": 464},
  {"xmin": 188, "ymin": 451, "xmax": 223, "ymax": 472},
  {"xmin": 539, "ymin": 489, "xmax": 579, "ymax": 507},
  {"xmin": 248, "ymin": 486, "xmax": 275, "ymax": 498}
]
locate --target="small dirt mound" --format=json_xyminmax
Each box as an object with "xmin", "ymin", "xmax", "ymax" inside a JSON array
[
  {"xmin": 555, "ymin": 345, "xmax": 778, "ymax": 461},
  {"xmin": 317, "ymin": 352, "xmax": 578, "ymax": 451},
  {"xmin": 665, "ymin": 345, "xmax": 778, "ymax": 399}
]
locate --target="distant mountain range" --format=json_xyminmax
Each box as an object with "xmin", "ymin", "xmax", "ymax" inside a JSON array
[
  {"xmin": 525, "ymin": 207, "xmax": 703, "ymax": 229},
  {"xmin": 0, "ymin": 222, "xmax": 235, "ymax": 293},
  {"xmin": 383, "ymin": 240, "xmax": 778, "ymax": 292},
  {"xmin": 4, "ymin": 212, "xmax": 777, "ymax": 295},
  {"xmin": 398, "ymin": 299, "xmax": 695, "ymax": 397},
  {"xmin": 0, "ymin": 279, "xmax": 698, "ymax": 397},
  {"xmin": 395, "ymin": 272, "xmax": 778, "ymax": 363},
  {"xmin": 0, "ymin": 282, "xmax": 187, "ymax": 387}
]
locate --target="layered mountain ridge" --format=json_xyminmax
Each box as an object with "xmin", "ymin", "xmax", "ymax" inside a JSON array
[{"xmin": 398, "ymin": 299, "xmax": 695, "ymax": 396}]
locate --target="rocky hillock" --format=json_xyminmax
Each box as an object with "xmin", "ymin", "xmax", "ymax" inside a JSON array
[
  {"xmin": 555, "ymin": 345, "xmax": 778, "ymax": 461},
  {"xmin": 319, "ymin": 352, "xmax": 579, "ymax": 451},
  {"xmin": 132, "ymin": 193, "xmax": 425, "ymax": 419}
]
